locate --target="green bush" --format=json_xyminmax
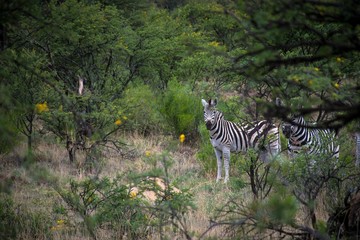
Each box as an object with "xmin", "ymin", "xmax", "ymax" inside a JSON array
[
  {"xmin": 0, "ymin": 195, "xmax": 17, "ymax": 240},
  {"xmin": 161, "ymin": 80, "xmax": 203, "ymax": 142},
  {"xmin": 197, "ymin": 124, "xmax": 217, "ymax": 175},
  {"xmin": 122, "ymin": 84, "xmax": 165, "ymax": 135},
  {"xmin": 56, "ymin": 170, "xmax": 195, "ymax": 240},
  {"xmin": 0, "ymin": 86, "xmax": 20, "ymax": 154},
  {"xmin": 0, "ymin": 193, "xmax": 51, "ymax": 240}
]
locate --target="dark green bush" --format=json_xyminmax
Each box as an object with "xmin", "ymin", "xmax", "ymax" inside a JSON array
[
  {"xmin": 0, "ymin": 193, "xmax": 51, "ymax": 240},
  {"xmin": 0, "ymin": 195, "xmax": 17, "ymax": 240}
]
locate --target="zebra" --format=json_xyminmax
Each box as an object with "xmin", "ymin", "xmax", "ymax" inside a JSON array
[
  {"xmin": 281, "ymin": 115, "xmax": 340, "ymax": 160},
  {"xmin": 201, "ymin": 99, "xmax": 280, "ymax": 183}
]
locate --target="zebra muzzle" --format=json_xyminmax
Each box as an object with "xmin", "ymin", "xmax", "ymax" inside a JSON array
[{"xmin": 205, "ymin": 121, "xmax": 213, "ymax": 130}]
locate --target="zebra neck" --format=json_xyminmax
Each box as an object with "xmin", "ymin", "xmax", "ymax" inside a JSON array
[
  {"xmin": 209, "ymin": 120, "xmax": 221, "ymax": 138},
  {"xmin": 209, "ymin": 117, "xmax": 226, "ymax": 138},
  {"xmin": 291, "ymin": 126, "xmax": 309, "ymax": 145}
]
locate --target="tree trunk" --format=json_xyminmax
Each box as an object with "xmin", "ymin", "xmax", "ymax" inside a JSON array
[
  {"xmin": 355, "ymin": 132, "xmax": 360, "ymax": 167},
  {"xmin": 66, "ymin": 139, "xmax": 76, "ymax": 163}
]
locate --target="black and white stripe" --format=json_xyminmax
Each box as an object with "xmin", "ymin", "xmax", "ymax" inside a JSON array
[
  {"xmin": 281, "ymin": 115, "xmax": 340, "ymax": 159},
  {"xmin": 202, "ymin": 99, "xmax": 280, "ymax": 183}
]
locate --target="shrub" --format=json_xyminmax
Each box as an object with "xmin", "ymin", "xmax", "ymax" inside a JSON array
[
  {"xmin": 161, "ymin": 80, "xmax": 203, "ymax": 142},
  {"xmin": 56, "ymin": 169, "xmax": 195, "ymax": 240},
  {"xmin": 197, "ymin": 124, "xmax": 217, "ymax": 175},
  {"xmin": 122, "ymin": 84, "xmax": 165, "ymax": 135},
  {"xmin": 0, "ymin": 193, "xmax": 51, "ymax": 240},
  {"xmin": 0, "ymin": 194, "xmax": 17, "ymax": 240}
]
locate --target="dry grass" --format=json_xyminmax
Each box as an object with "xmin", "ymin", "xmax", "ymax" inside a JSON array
[
  {"xmin": 1, "ymin": 132, "xmax": 344, "ymax": 239},
  {"xmin": 1, "ymin": 133, "xmax": 239, "ymax": 239}
]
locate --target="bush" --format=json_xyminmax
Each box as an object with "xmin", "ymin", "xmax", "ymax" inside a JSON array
[
  {"xmin": 161, "ymin": 80, "xmax": 203, "ymax": 142},
  {"xmin": 56, "ymin": 170, "xmax": 195, "ymax": 240},
  {"xmin": 0, "ymin": 193, "xmax": 51, "ymax": 240},
  {"xmin": 122, "ymin": 84, "xmax": 165, "ymax": 135},
  {"xmin": 0, "ymin": 195, "xmax": 17, "ymax": 240},
  {"xmin": 197, "ymin": 124, "xmax": 217, "ymax": 175}
]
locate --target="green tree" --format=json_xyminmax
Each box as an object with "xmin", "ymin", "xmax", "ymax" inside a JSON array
[
  {"xmin": 5, "ymin": 0, "xmax": 134, "ymax": 162},
  {"xmin": 0, "ymin": 0, "xmax": 42, "ymax": 153},
  {"xmin": 225, "ymin": 0, "xmax": 360, "ymax": 129}
]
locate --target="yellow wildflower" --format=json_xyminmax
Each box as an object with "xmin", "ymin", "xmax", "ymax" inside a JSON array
[
  {"xmin": 114, "ymin": 119, "xmax": 122, "ymax": 126},
  {"xmin": 334, "ymin": 83, "xmax": 340, "ymax": 89},
  {"xmin": 179, "ymin": 134, "xmax": 185, "ymax": 143},
  {"xmin": 336, "ymin": 57, "xmax": 344, "ymax": 63},
  {"xmin": 314, "ymin": 67, "xmax": 320, "ymax": 72},
  {"xmin": 129, "ymin": 190, "xmax": 137, "ymax": 199},
  {"xmin": 292, "ymin": 76, "xmax": 299, "ymax": 83},
  {"xmin": 57, "ymin": 219, "xmax": 65, "ymax": 225},
  {"xmin": 35, "ymin": 102, "xmax": 49, "ymax": 113},
  {"xmin": 51, "ymin": 226, "xmax": 58, "ymax": 231},
  {"xmin": 122, "ymin": 116, "xmax": 128, "ymax": 120},
  {"xmin": 209, "ymin": 41, "xmax": 220, "ymax": 47},
  {"xmin": 145, "ymin": 150, "xmax": 151, "ymax": 157}
]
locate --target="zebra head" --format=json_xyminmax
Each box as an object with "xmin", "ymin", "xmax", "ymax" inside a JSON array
[
  {"xmin": 282, "ymin": 123, "xmax": 293, "ymax": 138},
  {"xmin": 281, "ymin": 115, "xmax": 305, "ymax": 138},
  {"xmin": 201, "ymin": 98, "xmax": 218, "ymax": 130}
]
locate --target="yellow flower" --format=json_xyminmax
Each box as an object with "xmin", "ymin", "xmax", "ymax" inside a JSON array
[
  {"xmin": 122, "ymin": 116, "xmax": 128, "ymax": 120},
  {"xmin": 114, "ymin": 119, "xmax": 122, "ymax": 126},
  {"xmin": 209, "ymin": 41, "xmax": 220, "ymax": 47},
  {"xmin": 51, "ymin": 226, "xmax": 58, "ymax": 231},
  {"xmin": 179, "ymin": 134, "xmax": 185, "ymax": 143},
  {"xmin": 334, "ymin": 83, "xmax": 340, "ymax": 89},
  {"xmin": 129, "ymin": 190, "xmax": 137, "ymax": 199},
  {"xmin": 292, "ymin": 76, "xmax": 299, "ymax": 83},
  {"xmin": 57, "ymin": 219, "xmax": 65, "ymax": 225},
  {"xmin": 145, "ymin": 150, "xmax": 151, "ymax": 157},
  {"xmin": 314, "ymin": 67, "xmax": 320, "ymax": 72},
  {"xmin": 35, "ymin": 102, "xmax": 49, "ymax": 113},
  {"xmin": 336, "ymin": 57, "xmax": 344, "ymax": 63}
]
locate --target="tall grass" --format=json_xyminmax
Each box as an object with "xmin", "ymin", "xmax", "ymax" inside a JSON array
[{"xmin": 1, "ymin": 131, "xmax": 359, "ymax": 239}]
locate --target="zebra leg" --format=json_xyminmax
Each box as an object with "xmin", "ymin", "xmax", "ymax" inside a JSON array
[
  {"xmin": 259, "ymin": 149, "xmax": 269, "ymax": 163},
  {"xmin": 214, "ymin": 148, "xmax": 223, "ymax": 182},
  {"xmin": 223, "ymin": 147, "xmax": 230, "ymax": 183}
]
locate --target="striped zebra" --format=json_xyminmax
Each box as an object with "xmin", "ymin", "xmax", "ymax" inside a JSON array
[
  {"xmin": 202, "ymin": 99, "xmax": 280, "ymax": 183},
  {"xmin": 281, "ymin": 115, "xmax": 340, "ymax": 160}
]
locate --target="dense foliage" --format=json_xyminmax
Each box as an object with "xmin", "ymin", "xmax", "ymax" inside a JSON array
[{"xmin": 1, "ymin": 0, "xmax": 360, "ymax": 239}]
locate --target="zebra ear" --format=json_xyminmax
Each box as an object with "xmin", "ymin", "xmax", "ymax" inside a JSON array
[
  {"xmin": 209, "ymin": 98, "xmax": 217, "ymax": 107},
  {"xmin": 213, "ymin": 98, "xmax": 218, "ymax": 106},
  {"xmin": 201, "ymin": 99, "xmax": 208, "ymax": 108}
]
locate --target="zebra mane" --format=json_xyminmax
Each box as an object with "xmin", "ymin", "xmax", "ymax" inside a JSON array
[{"xmin": 215, "ymin": 110, "xmax": 224, "ymax": 120}]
